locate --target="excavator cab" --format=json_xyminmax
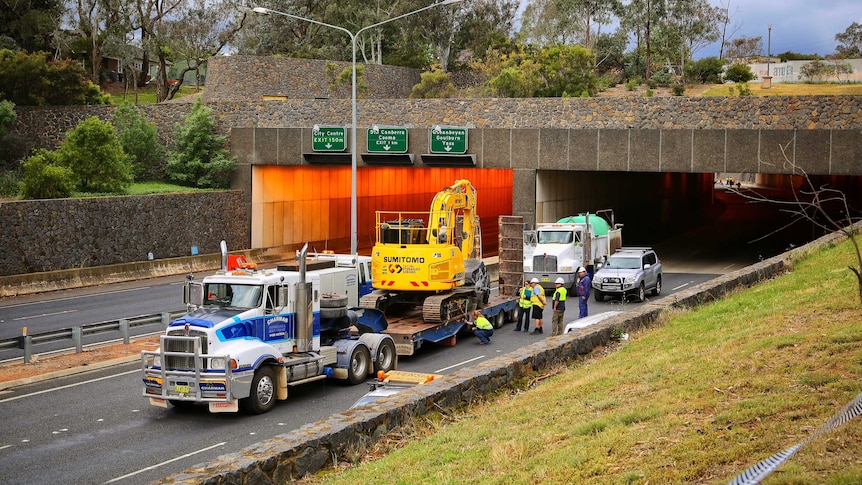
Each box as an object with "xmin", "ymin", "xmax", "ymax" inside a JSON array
[{"xmin": 380, "ymin": 219, "xmax": 426, "ymax": 245}]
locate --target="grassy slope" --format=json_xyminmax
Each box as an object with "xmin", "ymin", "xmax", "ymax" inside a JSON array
[{"xmin": 306, "ymin": 238, "xmax": 862, "ymax": 485}]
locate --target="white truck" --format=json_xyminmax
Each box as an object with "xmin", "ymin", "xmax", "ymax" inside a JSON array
[
  {"xmin": 141, "ymin": 243, "xmax": 397, "ymax": 414},
  {"xmin": 524, "ymin": 210, "xmax": 623, "ymax": 291}
]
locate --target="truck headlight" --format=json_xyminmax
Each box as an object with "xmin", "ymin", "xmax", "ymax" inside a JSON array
[
  {"xmin": 524, "ymin": 265, "xmax": 532, "ymax": 272},
  {"xmin": 210, "ymin": 357, "xmax": 225, "ymax": 369}
]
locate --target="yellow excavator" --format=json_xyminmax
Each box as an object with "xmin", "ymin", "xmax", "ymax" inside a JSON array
[{"xmin": 361, "ymin": 179, "xmax": 491, "ymax": 323}]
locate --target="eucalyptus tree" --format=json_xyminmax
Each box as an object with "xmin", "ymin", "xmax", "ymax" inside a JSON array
[
  {"xmin": 661, "ymin": 0, "xmax": 721, "ymax": 80},
  {"xmin": 835, "ymin": 22, "xmax": 862, "ymax": 58},
  {"xmin": 0, "ymin": 0, "xmax": 65, "ymax": 53},
  {"xmin": 619, "ymin": 0, "xmax": 667, "ymax": 79},
  {"xmin": 161, "ymin": 0, "xmax": 248, "ymax": 97}
]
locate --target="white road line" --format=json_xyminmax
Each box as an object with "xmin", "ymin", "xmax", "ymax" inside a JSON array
[
  {"xmin": 104, "ymin": 442, "xmax": 227, "ymax": 484},
  {"xmin": 722, "ymin": 263, "xmax": 737, "ymax": 270},
  {"xmin": 672, "ymin": 283, "xmax": 690, "ymax": 291},
  {"xmin": 13, "ymin": 309, "xmax": 78, "ymax": 321},
  {"xmin": 0, "ymin": 287, "xmax": 152, "ymax": 309},
  {"xmin": 0, "ymin": 444, "xmax": 12, "ymax": 451},
  {"xmin": 435, "ymin": 355, "xmax": 485, "ymax": 373},
  {"xmin": 0, "ymin": 369, "xmax": 139, "ymax": 403}
]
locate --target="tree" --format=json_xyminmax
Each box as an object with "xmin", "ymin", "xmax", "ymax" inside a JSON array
[
  {"xmin": 69, "ymin": 0, "xmax": 128, "ymax": 84},
  {"xmin": 0, "ymin": 49, "xmax": 109, "ymax": 105},
  {"xmin": 58, "ymin": 116, "xmax": 133, "ymax": 193},
  {"xmin": 161, "ymin": 0, "xmax": 248, "ymax": 99},
  {"xmin": 619, "ymin": 0, "xmax": 668, "ymax": 80},
  {"xmin": 166, "ymin": 99, "xmax": 236, "ymax": 189},
  {"xmin": 662, "ymin": 0, "xmax": 722, "ymax": 81},
  {"xmin": 835, "ymin": 22, "xmax": 862, "ymax": 58},
  {"xmin": 714, "ymin": 0, "xmax": 740, "ymax": 60},
  {"xmin": 724, "ymin": 35, "xmax": 762, "ymax": 61},
  {"xmin": 0, "ymin": 99, "xmax": 25, "ymax": 174},
  {"xmin": 113, "ymin": 103, "xmax": 165, "ymax": 181},
  {"xmin": 0, "ymin": 0, "xmax": 64, "ymax": 53},
  {"xmin": 19, "ymin": 149, "xmax": 76, "ymax": 199},
  {"xmin": 485, "ymin": 43, "xmax": 597, "ymax": 97},
  {"xmin": 723, "ymin": 62, "xmax": 754, "ymax": 83}
]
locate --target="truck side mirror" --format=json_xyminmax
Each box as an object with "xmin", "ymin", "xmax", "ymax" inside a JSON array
[{"xmin": 185, "ymin": 282, "xmax": 204, "ymax": 306}]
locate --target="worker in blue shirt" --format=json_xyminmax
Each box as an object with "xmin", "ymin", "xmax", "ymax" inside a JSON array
[{"xmin": 576, "ymin": 267, "xmax": 591, "ymax": 318}]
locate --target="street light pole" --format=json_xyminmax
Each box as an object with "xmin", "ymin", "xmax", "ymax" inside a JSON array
[
  {"xmin": 767, "ymin": 24, "xmax": 772, "ymax": 76},
  {"xmin": 253, "ymin": 0, "xmax": 463, "ymax": 256}
]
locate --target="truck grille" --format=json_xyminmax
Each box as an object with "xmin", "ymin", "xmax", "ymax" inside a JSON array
[
  {"xmin": 532, "ymin": 255, "xmax": 558, "ymax": 273},
  {"xmin": 163, "ymin": 330, "xmax": 208, "ymax": 370}
]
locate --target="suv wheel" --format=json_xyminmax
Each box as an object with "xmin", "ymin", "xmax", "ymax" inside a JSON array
[
  {"xmin": 594, "ymin": 289, "xmax": 604, "ymax": 302},
  {"xmin": 634, "ymin": 282, "xmax": 646, "ymax": 302},
  {"xmin": 652, "ymin": 276, "xmax": 662, "ymax": 296}
]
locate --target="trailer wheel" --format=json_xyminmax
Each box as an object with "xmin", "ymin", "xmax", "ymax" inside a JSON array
[
  {"xmin": 494, "ymin": 312, "xmax": 506, "ymax": 329},
  {"xmin": 241, "ymin": 366, "xmax": 276, "ymax": 415},
  {"xmin": 347, "ymin": 345, "xmax": 372, "ymax": 385},
  {"xmin": 374, "ymin": 338, "xmax": 397, "ymax": 373}
]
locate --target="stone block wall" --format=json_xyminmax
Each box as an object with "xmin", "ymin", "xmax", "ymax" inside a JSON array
[
  {"xmin": 203, "ymin": 56, "xmax": 421, "ymax": 102},
  {"xmin": 0, "ymin": 191, "xmax": 248, "ymax": 276},
  {"xmin": 154, "ymin": 227, "xmax": 854, "ymax": 484}
]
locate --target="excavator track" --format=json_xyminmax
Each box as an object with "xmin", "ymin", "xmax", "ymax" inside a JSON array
[
  {"xmin": 359, "ymin": 290, "xmax": 389, "ymax": 310},
  {"xmin": 422, "ymin": 289, "xmax": 477, "ymax": 323}
]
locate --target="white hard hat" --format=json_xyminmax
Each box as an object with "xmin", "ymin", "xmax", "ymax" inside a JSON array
[
  {"xmin": 577, "ymin": 267, "xmax": 586, "ymax": 273},
  {"xmin": 555, "ymin": 277, "xmax": 565, "ymax": 284},
  {"xmin": 530, "ymin": 278, "xmax": 539, "ymax": 283}
]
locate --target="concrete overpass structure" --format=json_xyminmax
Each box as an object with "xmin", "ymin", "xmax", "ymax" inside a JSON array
[{"xmin": 227, "ymin": 95, "xmax": 862, "ymax": 251}]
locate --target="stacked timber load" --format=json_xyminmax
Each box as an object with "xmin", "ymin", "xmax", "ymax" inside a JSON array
[{"xmin": 498, "ymin": 215, "xmax": 524, "ymax": 298}]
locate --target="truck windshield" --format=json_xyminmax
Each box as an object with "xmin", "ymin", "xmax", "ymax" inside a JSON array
[
  {"xmin": 538, "ymin": 230, "xmax": 574, "ymax": 244},
  {"xmin": 204, "ymin": 283, "xmax": 263, "ymax": 309},
  {"xmin": 604, "ymin": 257, "xmax": 641, "ymax": 270}
]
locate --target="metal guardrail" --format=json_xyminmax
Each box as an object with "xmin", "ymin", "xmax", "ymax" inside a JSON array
[{"xmin": 0, "ymin": 310, "xmax": 187, "ymax": 364}]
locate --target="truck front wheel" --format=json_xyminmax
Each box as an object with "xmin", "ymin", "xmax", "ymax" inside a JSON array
[
  {"xmin": 347, "ymin": 345, "xmax": 372, "ymax": 385},
  {"xmin": 241, "ymin": 366, "xmax": 276, "ymax": 415}
]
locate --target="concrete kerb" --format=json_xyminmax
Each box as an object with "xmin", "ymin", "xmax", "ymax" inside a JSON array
[{"xmin": 154, "ymin": 228, "xmax": 861, "ymax": 485}]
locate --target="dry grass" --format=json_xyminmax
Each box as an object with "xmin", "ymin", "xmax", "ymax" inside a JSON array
[
  {"xmin": 300, "ymin": 238, "xmax": 862, "ymax": 485},
  {"xmin": 701, "ymin": 82, "xmax": 862, "ymax": 97}
]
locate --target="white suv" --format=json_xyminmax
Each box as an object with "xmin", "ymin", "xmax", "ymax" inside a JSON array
[{"xmin": 592, "ymin": 247, "xmax": 662, "ymax": 302}]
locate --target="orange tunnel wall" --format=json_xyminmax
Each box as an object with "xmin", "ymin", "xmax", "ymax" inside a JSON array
[{"xmin": 252, "ymin": 166, "xmax": 514, "ymax": 256}]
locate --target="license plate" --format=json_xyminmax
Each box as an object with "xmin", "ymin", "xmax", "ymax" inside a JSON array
[
  {"xmin": 175, "ymin": 384, "xmax": 190, "ymax": 394},
  {"xmin": 541, "ymin": 277, "xmax": 550, "ymax": 282}
]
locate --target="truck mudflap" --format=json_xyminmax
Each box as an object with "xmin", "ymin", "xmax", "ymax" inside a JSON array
[
  {"xmin": 141, "ymin": 335, "xmax": 250, "ymax": 407},
  {"xmin": 389, "ymin": 319, "xmax": 467, "ymax": 356}
]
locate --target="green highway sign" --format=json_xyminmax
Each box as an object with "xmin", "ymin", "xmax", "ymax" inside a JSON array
[
  {"xmin": 312, "ymin": 125, "xmax": 346, "ymax": 152},
  {"xmin": 430, "ymin": 125, "xmax": 468, "ymax": 154},
  {"xmin": 366, "ymin": 125, "xmax": 408, "ymax": 153}
]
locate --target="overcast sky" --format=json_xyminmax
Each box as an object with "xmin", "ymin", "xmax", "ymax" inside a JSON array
[{"xmin": 698, "ymin": 0, "xmax": 861, "ymax": 58}]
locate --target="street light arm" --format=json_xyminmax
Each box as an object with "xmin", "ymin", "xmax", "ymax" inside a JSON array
[{"xmin": 251, "ymin": 7, "xmax": 354, "ymax": 40}]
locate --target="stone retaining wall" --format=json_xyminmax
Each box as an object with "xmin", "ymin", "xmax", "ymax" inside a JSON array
[
  {"xmin": 0, "ymin": 191, "xmax": 248, "ymax": 277},
  {"xmin": 153, "ymin": 227, "xmax": 853, "ymax": 484}
]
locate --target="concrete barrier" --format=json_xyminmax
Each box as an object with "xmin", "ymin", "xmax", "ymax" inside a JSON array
[{"xmin": 152, "ymin": 228, "xmax": 854, "ymax": 484}]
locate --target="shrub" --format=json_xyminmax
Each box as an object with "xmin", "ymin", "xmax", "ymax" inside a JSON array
[
  {"xmin": 685, "ymin": 57, "xmax": 726, "ymax": 84},
  {"xmin": 0, "ymin": 49, "xmax": 109, "ymax": 106},
  {"xmin": 650, "ymin": 69, "xmax": 673, "ymax": 86},
  {"xmin": 113, "ymin": 103, "xmax": 165, "ymax": 181},
  {"xmin": 57, "ymin": 116, "xmax": 133, "ymax": 193},
  {"xmin": 735, "ymin": 83, "xmax": 753, "ymax": 96},
  {"xmin": 19, "ymin": 149, "xmax": 75, "ymax": 199},
  {"xmin": 0, "ymin": 170, "xmax": 20, "ymax": 197},
  {"xmin": 410, "ymin": 70, "xmax": 458, "ymax": 99},
  {"xmin": 724, "ymin": 63, "xmax": 755, "ymax": 83},
  {"xmin": 672, "ymin": 84, "xmax": 686, "ymax": 96},
  {"xmin": 166, "ymin": 99, "xmax": 236, "ymax": 189}
]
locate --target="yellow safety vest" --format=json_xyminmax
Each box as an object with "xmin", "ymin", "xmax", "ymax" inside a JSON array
[
  {"xmin": 554, "ymin": 286, "xmax": 567, "ymax": 302},
  {"xmin": 475, "ymin": 315, "xmax": 493, "ymax": 330},
  {"xmin": 530, "ymin": 284, "xmax": 546, "ymax": 308},
  {"xmin": 519, "ymin": 287, "xmax": 533, "ymax": 308}
]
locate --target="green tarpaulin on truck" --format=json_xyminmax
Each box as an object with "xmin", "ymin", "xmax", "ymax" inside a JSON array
[{"xmin": 555, "ymin": 215, "xmax": 611, "ymax": 236}]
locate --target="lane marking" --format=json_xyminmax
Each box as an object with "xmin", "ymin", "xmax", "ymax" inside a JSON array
[
  {"xmin": 672, "ymin": 283, "xmax": 690, "ymax": 291},
  {"xmin": 0, "ymin": 287, "xmax": 153, "ymax": 309},
  {"xmin": 13, "ymin": 309, "xmax": 78, "ymax": 321},
  {"xmin": 0, "ymin": 369, "xmax": 139, "ymax": 403},
  {"xmin": 435, "ymin": 355, "xmax": 485, "ymax": 373},
  {"xmin": 104, "ymin": 442, "xmax": 227, "ymax": 484},
  {"xmin": 0, "ymin": 444, "xmax": 11, "ymax": 451},
  {"xmin": 722, "ymin": 263, "xmax": 737, "ymax": 270}
]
